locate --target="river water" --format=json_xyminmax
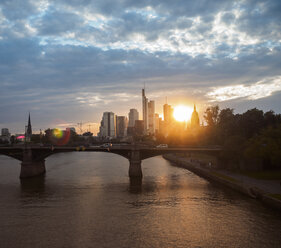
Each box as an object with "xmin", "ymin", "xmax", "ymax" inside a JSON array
[{"xmin": 0, "ymin": 153, "xmax": 281, "ymax": 248}]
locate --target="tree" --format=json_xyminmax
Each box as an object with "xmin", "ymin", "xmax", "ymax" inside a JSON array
[
  {"xmin": 239, "ymin": 108, "xmax": 264, "ymax": 138},
  {"xmin": 204, "ymin": 105, "xmax": 219, "ymax": 127},
  {"xmin": 264, "ymin": 110, "xmax": 277, "ymax": 127},
  {"xmin": 244, "ymin": 125, "xmax": 281, "ymax": 170},
  {"xmin": 217, "ymin": 108, "xmax": 237, "ymax": 138}
]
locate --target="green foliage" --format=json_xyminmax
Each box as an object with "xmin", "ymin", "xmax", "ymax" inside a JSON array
[
  {"xmin": 204, "ymin": 105, "xmax": 219, "ymax": 126},
  {"xmin": 168, "ymin": 105, "xmax": 281, "ymax": 171},
  {"xmin": 239, "ymin": 108, "xmax": 264, "ymax": 138},
  {"xmin": 221, "ymin": 135, "xmax": 246, "ymax": 162},
  {"xmin": 244, "ymin": 125, "xmax": 281, "ymax": 169}
]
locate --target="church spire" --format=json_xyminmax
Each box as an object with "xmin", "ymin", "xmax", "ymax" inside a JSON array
[
  {"xmin": 28, "ymin": 112, "xmax": 31, "ymax": 127},
  {"xmin": 191, "ymin": 104, "xmax": 200, "ymax": 128},
  {"xmin": 26, "ymin": 112, "xmax": 32, "ymax": 142}
]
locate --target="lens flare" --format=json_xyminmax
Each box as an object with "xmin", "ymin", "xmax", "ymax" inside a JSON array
[
  {"xmin": 51, "ymin": 128, "xmax": 71, "ymax": 145},
  {"xmin": 173, "ymin": 105, "xmax": 193, "ymax": 122},
  {"xmin": 53, "ymin": 128, "xmax": 63, "ymax": 138}
]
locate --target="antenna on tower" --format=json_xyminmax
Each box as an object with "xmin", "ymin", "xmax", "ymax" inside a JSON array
[
  {"xmin": 165, "ymin": 96, "xmax": 167, "ymax": 104},
  {"xmin": 88, "ymin": 124, "xmax": 92, "ymax": 132},
  {"xmin": 77, "ymin": 122, "xmax": 83, "ymax": 134}
]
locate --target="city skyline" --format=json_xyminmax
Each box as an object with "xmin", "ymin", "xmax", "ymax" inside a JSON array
[{"xmin": 0, "ymin": 0, "xmax": 281, "ymax": 134}]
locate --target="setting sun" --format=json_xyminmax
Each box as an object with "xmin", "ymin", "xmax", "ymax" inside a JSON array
[{"xmin": 173, "ymin": 105, "xmax": 193, "ymax": 122}]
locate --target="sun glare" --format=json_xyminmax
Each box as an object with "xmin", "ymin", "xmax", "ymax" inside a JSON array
[{"xmin": 173, "ymin": 105, "xmax": 193, "ymax": 122}]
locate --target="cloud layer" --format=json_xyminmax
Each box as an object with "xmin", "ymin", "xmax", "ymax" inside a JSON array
[{"xmin": 0, "ymin": 0, "xmax": 280, "ymax": 133}]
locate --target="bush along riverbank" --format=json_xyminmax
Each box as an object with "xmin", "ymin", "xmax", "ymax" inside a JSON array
[{"xmin": 163, "ymin": 154, "xmax": 281, "ymax": 211}]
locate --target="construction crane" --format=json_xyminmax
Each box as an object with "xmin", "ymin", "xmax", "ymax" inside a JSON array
[
  {"xmin": 88, "ymin": 124, "xmax": 92, "ymax": 132},
  {"xmin": 77, "ymin": 122, "xmax": 83, "ymax": 134}
]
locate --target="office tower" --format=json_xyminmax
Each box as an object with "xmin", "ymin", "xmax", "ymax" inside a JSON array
[
  {"xmin": 163, "ymin": 103, "xmax": 174, "ymax": 124},
  {"xmin": 128, "ymin": 109, "xmax": 139, "ymax": 127},
  {"xmin": 142, "ymin": 88, "xmax": 148, "ymax": 135},
  {"xmin": 155, "ymin": 113, "xmax": 160, "ymax": 134},
  {"xmin": 148, "ymin": 100, "xmax": 155, "ymax": 134},
  {"xmin": 159, "ymin": 119, "xmax": 165, "ymax": 135},
  {"xmin": 191, "ymin": 104, "xmax": 200, "ymax": 128},
  {"xmin": 98, "ymin": 112, "xmax": 116, "ymax": 138},
  {"xmin": 135, "ymin": 120, "xmax": 144, "ymax": 136},
  {"xmin": 116, "ymin": 116, "xmax": 128, "ymax": 138}
]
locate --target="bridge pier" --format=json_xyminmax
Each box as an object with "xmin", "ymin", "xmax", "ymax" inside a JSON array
[
  {"xmin": 20, "ymin": 148, "xmax": 46, "ymax": 178},
  {"xmin": 129, "ymin": 150, "xmax": 142, "ymax": 178}
]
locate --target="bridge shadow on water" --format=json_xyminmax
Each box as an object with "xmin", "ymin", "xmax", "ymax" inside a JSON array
[
  {"xmin": 20, "ymin": 174, "xmax": 46, "ymax": 195},
  {"xmin": 129, "ymin": 177, "xmax": 143, "ymax": 194}
]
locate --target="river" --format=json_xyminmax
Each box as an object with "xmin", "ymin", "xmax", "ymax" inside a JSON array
[{"xmin": 0, "ymin": 153, "xmax": 281, "ymax": 248}]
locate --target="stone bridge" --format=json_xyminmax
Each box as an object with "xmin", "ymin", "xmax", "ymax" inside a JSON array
[{"xmin": 0, "ymin": 145, "xmax": 222, "ymax": 179}]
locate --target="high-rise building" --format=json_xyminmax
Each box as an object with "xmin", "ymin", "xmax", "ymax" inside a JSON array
[
  {"xmin": 116, "ymin": 116, "xmax": 128, "ymax": 138},
  {"xmin": 191, "ymin": 104, "xmax": 200, "ymax": 128},
  {"xmin": 159, "ymin": 118, "xmax": 165, "ymax": 135},
  {"xmin": 135, "ymin": 120, "xmax": 144, "ymax": 136},
  {"xmin": 148, "ymin": 100, "xmax": 155, "ymax": 134},
  {"xmin": 155, "ymin": 113, "xmax": 160, "ymax": 134},
  {"xmin": 163, "ymin": 103, "xmax": 174, "ymax": 124},
  {"xmin": 128, "ymin": 109, "xmax": 139, "ymax": 127},
  {"xmin": 25, "ymin": 113, "xmax": 32, "ymax": 142},
  {"xmin": 142, "ymin": 88, "xmax": 148, "ymax": 135},
  {"xmin": 98, "ymin": 112, "xmax": 116, "ymax": 138}
]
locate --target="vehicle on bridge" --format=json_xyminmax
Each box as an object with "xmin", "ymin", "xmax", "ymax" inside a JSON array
[
  {"xmin": 100, "ymin": 143, "xmax": 112, "ymax": 148},
  {"xmin": 156, "ymin": 144, "xmax": 168, "ymax": 148}
]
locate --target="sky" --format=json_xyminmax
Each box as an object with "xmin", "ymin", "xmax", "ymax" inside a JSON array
[{"xmin": 0, "ymin": 0, "xmax": 280, "ymax": 135}]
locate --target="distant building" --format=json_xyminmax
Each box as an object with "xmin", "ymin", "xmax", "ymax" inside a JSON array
[
  {"xmin": 127, "ymin": 126, "xmax": 135, "ymax": 136},
  {"xmin": 155, "ymin": 113, "xmax": 160, "ymax": 134},
  {"xmin": 135, "ymin": 120, "xmax": 144, "ymax": 136},
  {"xmin": 163, "ymin": 103, "xmax": 174, "ymax": 135},
  {"xmin": 98, "ymin": 112, "xmax": 116, "ymax": 138},
  {"xmin": 128, "ymin": 109, "xmax": 139, "ymax": 127},
  {"xmin": 69, "ymin": 127, "xmax": 76, "ymax": 133},
  {"xmin": 142, "ymin": 88, "xmax": 149, "ymax": 135},
  {"xmin": 159, "ymin": 119, "xmax": 165, "ymax": 135},
  {"xmin": 191, "ymin": 105, "xmax": 200, "ymax": 128},
  {"xmin": 0, "ymin": 128, "xmax": 11, "ymax": 144},
  {"xmin": 1, "ymin": 128, "xmax": 10, "ymax": 136},
  {"xmin": 116, "ymin": 116, "xmax": 128, "ymax": 138},
  {"xmin": 163, "ymin": 103, "xmax": 174, "ymax": 124},
  {"xmin": 25, "ymin": 113, "xmax": 32, "ymax": 142},
  {"xmin": 148, "ymin": 100, "xmax": 155, "ymax": 134}
]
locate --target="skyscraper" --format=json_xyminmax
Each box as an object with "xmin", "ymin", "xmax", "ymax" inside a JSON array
[
  {"xmin": 155, "ymin": 113, "xmax": 160, "ymax": 134},
  {"xmin": 163, "ymin": 103, "xmax": 174, "ymax": 124},
  {"xmin": 128, "ymin": 109, "xmax": 139, "ymax": 127},
  {"xmin": 134, "ymin": 120, "xmax": 144, "ymax": 136},
  {"xmin": 148, "ymin": 100, "xmax": 155, "ymax": 134},
  {"xmin": 98, "ymin": 112, "xmax": 116, "ymax": 138},
  {"xmin": 142, "ymin": 88, "xmax": 148, "ymax": 135},
  {"xmin": 116, "ymin": 116, "xmax": 128, "ymax": 138}
]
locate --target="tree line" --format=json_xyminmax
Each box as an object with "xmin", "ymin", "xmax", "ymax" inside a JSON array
[{"xmin": 158, "ymin": 107, "xmax": 281, "ymax": 170}]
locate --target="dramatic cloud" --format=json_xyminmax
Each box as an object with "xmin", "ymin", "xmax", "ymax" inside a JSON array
[
  {"xmin": 207, "ymin": 76, "xmax": 281, "ymax": 102},
  {"xmin": 0, "ymin": 0, "xmax": 280, "ymax": 134}
]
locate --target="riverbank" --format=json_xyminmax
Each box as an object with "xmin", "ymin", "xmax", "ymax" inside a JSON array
[{"xmin": 163, "ymin": 154, "xmax": 281, "ymax": 211}]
